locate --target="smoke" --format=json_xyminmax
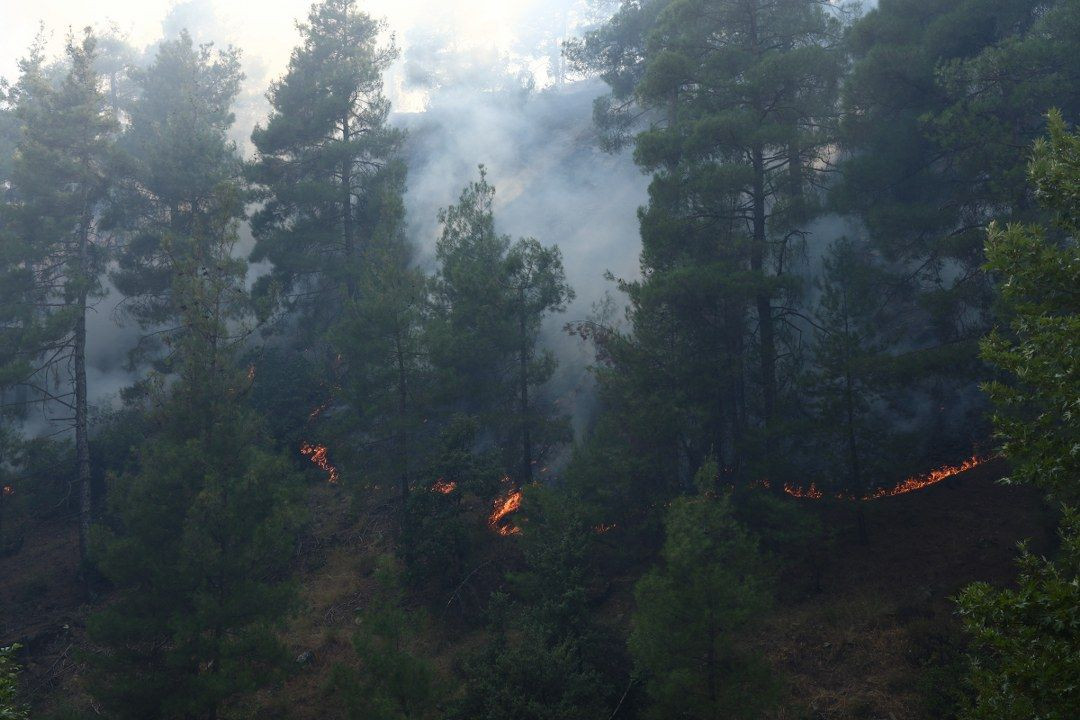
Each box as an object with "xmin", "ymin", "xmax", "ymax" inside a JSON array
[{"xmin": 3, "ymin": 1, "xmax": 649, "ymax": 440}]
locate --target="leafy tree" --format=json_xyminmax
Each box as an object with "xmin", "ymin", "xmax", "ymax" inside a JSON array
[
  {"xmin": 955, "ymin": 111, "xmax": 1080, "ymax": 720},
  {"xmin": 88, "ymin": 179, "xmax": 303, "ymax": 719},
  {"xmin": 3, "ymin": 30, "xmax": 116, "ymax": 574},
  {"xmin": 630, "ymin": 461, "xmax": 775, "ymax": 720},
  {"xmin": 0, "ymin": 645, "xmax": 27, "ymax": 720},
  {"xmin": 958, "ymin": 513, "xmax": 1080, "ymax": 720}
]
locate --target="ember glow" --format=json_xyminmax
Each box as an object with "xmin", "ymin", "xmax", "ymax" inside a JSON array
[
  {"xmin": 300, "ymin": 442, "xmax": 340, "ymax": 484},
  {"xmin": 308, "ymin": 399, "xmax": 332, "ymax": 421},
  {"xmin": 489, "ymin": 489, "xmax": 523, "ymax": 536},
  {"xmin": 783, "ymin": 455, "xmax": 989, "ymax": 501},
  {"xmin": 432, "ymin": 478, "xmax": 457, "ymax": 494}
]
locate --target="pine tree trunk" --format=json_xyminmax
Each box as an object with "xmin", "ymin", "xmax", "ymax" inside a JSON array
[
  {"xmin": 75, "ymin": 243, "xmax": 92, "ymax": 586},
  {"xmin": 396, "ymin": 332, "xmax": 409, "ymax": 509},
  {"xmin": 519, "ymin": 293, "xmax": 532, "ymax": 485},
  {"xmin": 751, "ymin": 144, "xmax": 775, "ymax": 425},
  {"xmin": 341, "ymin": 113, "xmax": 356, "ymax": 300},
  {"xmin": 751, "ymin": 144, "xmax": 778, "ymax": 494}
]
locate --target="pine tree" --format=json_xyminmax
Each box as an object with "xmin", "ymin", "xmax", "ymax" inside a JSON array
[
  {"xmin": 330, "ymin": 556, "xmax": 444, "ymax": 720},
  {"xmin": 807, "ymin": 238, "xmax": 893, "ymax": 499},
  {"xmin": 110, "ymin": 30, "xmax": 245, "ymax": 362},
  {"xmin": 629, "ymin": 461, "xmax": 775, "ymax": 720},
  {"xmin": 249, "ymin": 0, "xmax": 404, "ymax": 329},
  {"xmin": 835, "ymin": 0, "xmax": 1080, "ymax": 457},
  {"xmin": 88, "ymin": 180, "xmax": 303, "ymax": 720},
  {"xmin": 248, "ymin": 0, "xmax": 409, "ymax": 496},
  {"xmin": 3, "ymin": 30, "xmax": 116, "ymax": 576},
  {"xmin": 330, "ymin": 162, "xmax": 428, "ymax": 506},
  {"xmin": 428, "ymin": 169, "xmax": 574, "ymax": 484},
  {"xmin": 571, "ymin": 0, "xmax": 844, "ymax": 488}
]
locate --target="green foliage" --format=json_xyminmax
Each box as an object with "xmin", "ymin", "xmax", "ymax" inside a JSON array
[
  {"xmin": 88, "ymin": 415, "xmax": 303, "ymax": 719},
  {"xmin": 110, "ymin": 30, "xmax": 245, "ymax": 347},
  {"xmin": 247, "ymin": 0, "xmax": 414, "ymax": 502},
  {"xmin": 428, "ymin": 168, "xmax": 573, "ymax": 483},
  {"xmin": 331, "ymin": 173, "xmax": 428, "ymax": 502},
  {"xmin": 955, "ymin": 112, "xmax": 1080, "ymax": 720},
  {"xmin": 956, "ymin": 512, "xmax": 1080, "ymax": 720},
  {"xmin": 630, "ymin": 462, "xmax": 776, "ymax": 720},
  {"xmin": 571, "ymin": 0, "xmax": 847, "ymax": 508},
  {"xmin": 331, "ymin": 556, "xmax": 444, "ymax": 720},
  {"xmin": 403, "ymin": 417, "xmax": 497, "ymax": 595},
  {"xmin": 0, "ymin": 645, "xmax": 27, "ymax": 720},
  {"xmin": 805, "ymin": 237, "xmax": 896, "ymax": 496},
  {"xmin": 249, "ymin": 0, "xmax": 403, "ymax": 328},
  {"xmin": 87, "ymin": 160, "xmax": 303, "ymax": 718},
  {"xmin": 451, "ymin": 488, "xmax": 619, "ymax": 720},
  {"xmin": 981, "ymin": 111, "xmax": 1080, "ymax": 504},
  {"xmin": 835, "ymin": 0, "xmax": 1080, "ymax": 419}
]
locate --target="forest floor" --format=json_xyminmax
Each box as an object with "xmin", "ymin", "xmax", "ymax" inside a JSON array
[{"xmin": 0, "ymin": 458, "xmax": 1050, "ymax": 719}]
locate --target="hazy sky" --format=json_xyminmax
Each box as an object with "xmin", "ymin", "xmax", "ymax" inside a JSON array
[{"xmin": 0, "ymin": 0, "xmax": 589, "ymax": 109}]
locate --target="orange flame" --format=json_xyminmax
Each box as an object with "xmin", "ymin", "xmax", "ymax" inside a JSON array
[
  {"xmin": 782, "ymin": 455, "xmax": 988, "ymax": 501},
  {"xmin": 594, "ymin": 523, "xmax": 616, "ymax": 534},
  {"xmin": 432, "ymin": 478, "xmax": 457, "ymax": 494},
  {"xmin": 308, "ymin": 399, "xmax": 332, "ymax": 421},
  {"xmin": 1, "ymin": 485, "xmax": 13, "ymax": 496},
  {"xmin": 489, "ymin": 489, "xmax": 523, "ymax": 536},
  {"xmin": 300, "ymin": 442, "xmax": 340, "ymax": 484}
]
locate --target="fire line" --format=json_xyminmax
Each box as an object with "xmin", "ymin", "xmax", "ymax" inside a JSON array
[{"xmin": 782, "ymin": 454, "xmax": 989, "ymax": 501}]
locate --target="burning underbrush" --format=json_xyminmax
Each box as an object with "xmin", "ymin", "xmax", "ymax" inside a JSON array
[{"xmin": 781, "ymin": 455, "xmax": 990, "ymax": 502}]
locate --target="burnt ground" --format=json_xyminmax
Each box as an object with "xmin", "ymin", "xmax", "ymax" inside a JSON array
[
  {"xmin": 753, "ymin": 458, "xmax": 1051, "ymax": 719},
  {"xmin": 0, "ymin": 458, "xmax": 1051, "ymax": 719}
]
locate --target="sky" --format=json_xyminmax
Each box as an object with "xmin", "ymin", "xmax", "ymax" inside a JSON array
[{"xmin": 0, "ymin": 0, "xmax": 594, "ymax": 110}]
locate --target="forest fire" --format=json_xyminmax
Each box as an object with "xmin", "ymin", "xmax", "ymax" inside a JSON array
[
  {"xmin": 783, "ymin": 455, "xmax": 989, "ymax": 501},
  {"xmin": 300, "ymin": 442, "xmax": 340, "ymax": 484},
  {"xmin": 489, "ymin": 489, "xmax": 523, "ymax": 536},
  {"xmin": 432, "ymin": 478, "xmax": 457, "ymax": 494}
]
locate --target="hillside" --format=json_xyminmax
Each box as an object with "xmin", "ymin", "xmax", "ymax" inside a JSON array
[{"xmin": 1, "ymin": 459, "xmax": 1048, "ymax": 719}]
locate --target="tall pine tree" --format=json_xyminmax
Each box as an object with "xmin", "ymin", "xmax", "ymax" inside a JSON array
[
  {"xmin": 3, "ymin": 30, "xmax": 116, "ymax": 574},
  {"xmin": 89, "ymin": 179, "xmax": 303, "ymax": 720}
]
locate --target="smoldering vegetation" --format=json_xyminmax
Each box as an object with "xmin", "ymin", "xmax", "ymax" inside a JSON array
[{"xmin": 0, "ymin": 1, "xmax": 1078, "ymax": 719}]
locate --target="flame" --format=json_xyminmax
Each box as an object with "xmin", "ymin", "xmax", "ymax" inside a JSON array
[
  {"xmin": 594, "ymin": 523, "xmax": 616, "ymax": 534},
  {"xmin": 308, "ymin": 399, "xmax": 332, "ymax": 421},
  {"xmin": 432, "ymin": 478, "xmax": 457, "ymax": 494},
  {"xmin": 861, "ymin": 454, "xmax": 987, "ymax": 500},
  {"xmin": 489, "ymin": 489, "xmax": 523, "ymax": 536},
  {"xmin": 782, "ymin": 455, "xmax": 989, "ymax": 501},
  {"xmin": 2, "ymin": 485, "xmax": 12, "ymax": 496},
  {"xmin": 300, "ymin": 442, "xmax": 340, "ymax": 484}
]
